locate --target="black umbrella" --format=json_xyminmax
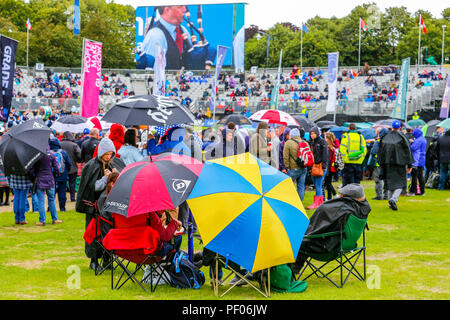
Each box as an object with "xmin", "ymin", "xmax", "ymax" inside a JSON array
[
  {"xmin": 291, "ymin": 114, "xmax": 316, "ymax": 131},
  {"xmin": 0, "ymin": 119, "xmax": 51, "ymax": 175},
  {"xmin": 218, "ymin": 114, "xmax": 252, "ymax": 126},
  {"xmin": 102, "ymin": 95, "xmax": 196, "ymax": 126},
  {"xmin": 51, "ymin": 115, "xmax": 93, "ymax": 133},
  {"xmin": 316, "ymin": 120, "xmax": 337, "ymax": 129}
]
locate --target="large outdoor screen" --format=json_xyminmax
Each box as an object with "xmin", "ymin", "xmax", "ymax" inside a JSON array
[{"xmin": 135, "ymin": 3, "xmax": 245, "ymax": 70}]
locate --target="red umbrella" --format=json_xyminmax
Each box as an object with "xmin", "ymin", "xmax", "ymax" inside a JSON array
[
  {"xmin": 249, "ymin": 109, "xmax": 299, "ymax": 126},
  {"xmin": 103, "ymin": 153, "xmax": 203, "ymax": 218}
]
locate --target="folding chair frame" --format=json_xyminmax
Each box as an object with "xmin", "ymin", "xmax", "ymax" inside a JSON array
[
  {"xmin": 109, "ymin": 251, "xmax": 173, "ymax": 293},
  {"xmin": 295, "ymin": 224, "xmax": 367, "ymax": 288},
  {"xmin": 211, "ymin": 253, "xmax": 271, "ymax": 298}
]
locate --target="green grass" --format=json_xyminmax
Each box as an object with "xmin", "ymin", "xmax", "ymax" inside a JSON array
[{"xmin": 0, "ymin": 181, "xmax": 449, "ymax": 300}]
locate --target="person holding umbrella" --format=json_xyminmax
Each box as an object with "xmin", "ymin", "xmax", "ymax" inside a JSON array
[
  {"xmin": 76, "ymin": 137, "xmax": 125, "ymax": 271},
  {"xmin": 9, "ymin": 173, "xmax": 33, "ymax": 225}
]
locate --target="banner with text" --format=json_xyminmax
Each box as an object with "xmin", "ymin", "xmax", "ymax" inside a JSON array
[
  {"xmin": 153, "ymin": 45, "xmax": 166, "ymax": 96},
  {"xmin": 1, "ymin": 36, "xmax": 18, "ymax": 120},
  {"xmin": 439, "ymin": 76, "xmax": 450, "ymax": 119},
  {"xmin": 210, "ymin": 45, "xmax": 228, "ymax": 111},
  {"xmin": 81, "ymin": 39, "xmax": 102, "ymax": 118},
  {"xmin": 326, "ymin": 52, "xmax": 339, "ymax": 113},
  {"xmin": 391, "ymin": 57, "xmax": 410, "ymax": 120}
]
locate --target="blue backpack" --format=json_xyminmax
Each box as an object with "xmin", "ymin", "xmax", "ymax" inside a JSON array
[
  {"xmin": 53, "ymin": 150, "xmax": 65, "ymax": 175},
  {"xmin": 167, "ymin": 251, "xmax": 205, "ymax": 289}
]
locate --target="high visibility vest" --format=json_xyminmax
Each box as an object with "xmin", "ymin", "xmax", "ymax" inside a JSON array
[
  {"xmin": 412, "ymin": 114, "xmax": 420, "ymax": 120},
  {"xmin": 340, "ymin": 131, "xmax": 367, "ymax": 164}
]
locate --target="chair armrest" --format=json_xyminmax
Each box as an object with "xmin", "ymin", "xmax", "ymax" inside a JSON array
[{"xmin": 304, "ymin": 231, "xmax": 341, "ymax": 239}]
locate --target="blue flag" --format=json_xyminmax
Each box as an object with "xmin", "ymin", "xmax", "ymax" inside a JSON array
[
  {"xmin": 210, "ymin": 45, "xmax": 228, "ymax": 111},
  {"xmin": 391, "ymin": 58, "xmax": 410, "ymax": 120},
  {"xmin": 302, "ymin": 23, "xmax": 309, "ymax": 33},
  {"xmin": 74, "ymin": 0, "xmax": 80, "ymax": 36}
]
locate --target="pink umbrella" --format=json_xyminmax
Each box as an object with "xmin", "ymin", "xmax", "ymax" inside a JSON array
[{"xmin": 249, "ymin": 110, "xmax": 299, "ymax": 126}]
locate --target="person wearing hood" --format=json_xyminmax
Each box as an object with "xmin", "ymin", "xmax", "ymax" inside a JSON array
[
  {"xmin": 283, "ymin": 128, "xmax": 308, "ymax": 201},
  {"xmin": 377, "ymin": 120, "xmax": 414, "ymax": 211},
  {"xmin": 76, "ymin": 137, "xmax": 126, "ymax": 271},
  {"xmin": 409, "ymin": 128, "xmax": 427, "ymax": 195},
  {"xmin": 30, "ymin": 143, "xmax": 61, "ymax": 226},
  {"xmin": 250, "ymin": 122, "xmax": 272, "ymax": 165},
  {"xmin": 60, "ymin": 131, "xmax": 82, "ymax": 202},
  {"xmin": 93, "ymin": 123, "xmax": 125, "ymax": 158},
  {"xmin": 307, "ymin": 126, "xmax": 329, "ymax": 210},
  {"xmin": 436, "ymin": 128, "xmax": 450, "ymax": 190},
  {"xmin": 147, "ymin": 127, "xmax": 191, "ymax": 157},
  {"xmin": 290, "ymin": 183, "xmax": 371, "ymax": 274},
  {"xmin": 49, "ymin": 137, "xmax": 72, "ymax": 212},
  {"xmin": 117, "ymin": 128, "xmax": 146, "ymax": 166},
  {"xmin": 369, "ymin": 128, "xmax": 389, "ymax": 200}
]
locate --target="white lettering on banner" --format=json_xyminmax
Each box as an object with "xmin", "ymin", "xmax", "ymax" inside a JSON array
[
  {"xmin": 2, "ymin": 46, "xmax": 12, "ymax": 90},
  {"xmin": 147, "ymin": 96, "xmax": 174, "ymax": 123},
  {"xmin": 83, "ymin": 42, "xmax": 102, "ymax": 89}
]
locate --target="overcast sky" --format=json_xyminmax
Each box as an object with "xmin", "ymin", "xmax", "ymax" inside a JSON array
[{"xmin": 113, "ymin": 0, "xmax": 448, "ymax": 29}]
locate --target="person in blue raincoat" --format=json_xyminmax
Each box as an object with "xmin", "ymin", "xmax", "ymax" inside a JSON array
[
  {"xmin": 147, "ymin": 127, "xmax": 191, "ymax": 156},
  {"xmin": 409, "ymin": 128, "xmax": 427, "ymax": 195}
]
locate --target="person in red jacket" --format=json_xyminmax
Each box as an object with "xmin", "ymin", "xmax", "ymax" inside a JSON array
[{"xmin": 92, "ymin": 123, "xmax": 125, "ymax": 159}]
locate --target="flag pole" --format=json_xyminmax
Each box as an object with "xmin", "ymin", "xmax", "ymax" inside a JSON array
[
  {"xmin": 300, "ymin": 24, "xmax": 303, "ymax": 73},
  {"xmin": 417, "ymin": 19, "xmax": 421, "ymax": 73},
  {"xmin": 26, "ymin": 27, "xmax": 29, "ymax": 69},
  {"xmin": 358, "ymin": 18, "xmax": 361, "ymax": 72}
]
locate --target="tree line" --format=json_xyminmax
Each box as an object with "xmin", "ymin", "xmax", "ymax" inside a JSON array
[{"xmin": 0, "ymin": 1, "xmax": 448, "ymax": 69}]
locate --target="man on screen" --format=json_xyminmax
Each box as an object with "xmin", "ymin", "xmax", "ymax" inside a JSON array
[{"xmin": 138, "ymin": 5, "xmax": 216, "ymax": 71}]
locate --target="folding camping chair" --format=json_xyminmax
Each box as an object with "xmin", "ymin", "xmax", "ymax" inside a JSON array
[
  {"xmin": 82, "ymin": 200, "xmax": 114, "ymax": 276},
  {"xmin": 294, "ymin": 214, "xmax": 368, "ymax": 288},
  {"xmin": 102, "ymin": 212, "xmax": 175, "ymax": 293},
  {"xmin": 203, "ymin": 249, "xmax": 271, "ymax": 298}
]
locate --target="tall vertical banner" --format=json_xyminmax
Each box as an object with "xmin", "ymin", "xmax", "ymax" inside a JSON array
[
  {"xmin": 153, "ymin": 45, "xmax": 166, "ymax": 96},
  {"xmin": 74, "ymin": 0, "xmax": 80, "ymax": 36},
  {"xmin": 81, "ymin": 39, "xmax": 102, "ymax": 118},
  {"xmin": 391, "ymin": 57, "xmax": 410, "ymax": 120},
  {"xmin": 1, "ymin": 36, "xmax": 19, "ymax": 120},
  {"xmin": 270, "ymin": 49, "xmax": 283, "ymax": 110},
  {"xmin": 211, "ymin": 45, "xmax": 228, "ymax": 120},
  {"xmin": 233, "ymin": 27, "xmax": 245, "ymax": 73},
  {"xmin": 440, "ymin": 76, "xmax": 450, "ymax": 119},
  {"xmin": 326, "ymin": 52, "xmax": 339, "ymax": 113}
]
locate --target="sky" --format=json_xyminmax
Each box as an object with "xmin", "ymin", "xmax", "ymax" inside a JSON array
[{"xmin": 112, "ymin": 0, "xmax": 448, "ymax": 29}]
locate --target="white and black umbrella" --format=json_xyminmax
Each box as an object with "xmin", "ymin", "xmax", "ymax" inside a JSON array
[
  {"xmin": 0, "ymin": 119, "xmax": 51, "ymax": 175},
  {"xmin": 51, "ymin": 115, "xmax": 94, "ymax": 133},
  {"xmin": 101, "ymin": 95, "xmax": 196, "ymax": 126}
]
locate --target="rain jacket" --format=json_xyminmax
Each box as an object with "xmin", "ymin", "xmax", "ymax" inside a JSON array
[
  {"xmin": 60, "ymin": 131, "xmax": 82, "ymax": 175},
  {"xmin": 437, "ymin": 130, "xmax": 450, "ymax": 164},
  {"xmin": 250, "ymin": 129, "xmax": 271, "ymax": 165},
  {"xmin": 410, "ymin": 128, "xmax": 427, "ymax": 167},
  {"xmin": 93, "ymin": 124, "xmax": 125, "ymax": 158},
  {"xmin": 117, "ymin": 144, "xmax": 146, "ymax": 166},
  {"xmin": 148, "ymin": 127, "xmax": 191, "ymax": 156},
  {"xmin": 278, "ymin": 127, "xmax": 291, "ymax": 172},
  {"xmin": 29, "ymin": 146, "xmax": 59, "ymax": 190},
  {"xmin": 49, "ymin": 138, "xmax": 72, "ymax": 183},
  {"xmin": 309, "ymin": 127, "xmax": 329, "ymax": 169},
  {"xmin": 339, "ymin": 130, "xmax": 367, "ymax": 164}
]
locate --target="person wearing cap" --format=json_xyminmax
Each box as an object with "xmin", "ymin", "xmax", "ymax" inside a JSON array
[
  {"xmin": 283, "ymin": 128, "xmax": 308, "ymax": 201},
  {"xmin": 290, "ymin": 183, "xmax": 371, "ymax": 274},
  {"xmin": 81, "ymin": 128, "xmax": 101, "ymax": 163},
  {"xmin": 377, "ymin": 120, "xmax": 414, "ymax": 211}
]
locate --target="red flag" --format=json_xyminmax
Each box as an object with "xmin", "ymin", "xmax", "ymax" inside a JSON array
[
  {"xmin": 420, "ymin": 15, "xmax": 427, "ymax": 33},
  {"xmin": 360, "ymin": 18, "xmax": 371, "ymax": 32},
  {"xmin": 26, "ymin": 18, "xmax": 32, "ymax": 31}
]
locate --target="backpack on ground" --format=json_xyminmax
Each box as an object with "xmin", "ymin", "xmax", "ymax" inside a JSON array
[
  {"xmin": 53, "ymin": 150, "xmax": 65, "ymax": 175},
  {"xmin": 296, "ymin": 141, "xmax": 314, "ymax": 168},
  {"xmin": 425, "ymin": 173, "xmax": 439, "ymax": 189},
  {"xmin": 166, "ymin": 251, "xmax": 205, "ymax": 289},
  {"xmin": 334, "ymin": 147, "xmax": 345, "ymax": 171}
]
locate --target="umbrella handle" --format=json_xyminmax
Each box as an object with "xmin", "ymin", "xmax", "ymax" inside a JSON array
[{"xmin": 188, "ymin": 209, "xmax": 194, "ymax": 262}]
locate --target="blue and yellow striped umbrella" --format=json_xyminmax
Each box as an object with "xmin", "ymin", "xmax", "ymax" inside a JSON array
[{"xmin": 187, "ymin": 153, "xmax": 309, "ymax": 273}]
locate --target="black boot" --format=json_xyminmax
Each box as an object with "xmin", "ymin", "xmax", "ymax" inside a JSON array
[
  {"xmin": 89, "ymin": 259, "xmax": 99, "ymax": 271},
  {"xmin": 2, "ymin": 187, "xmax": 9, "ymax": 206},
  {"xmin": 0, "ymin": 188, "xmax": 4, "ymax": 206}
]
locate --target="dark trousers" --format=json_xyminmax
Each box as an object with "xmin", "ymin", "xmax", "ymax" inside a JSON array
[
  {"xmin": 324, "ymin": 173, "xmax": 337, "ymax": 200},
  {"xmin": 410, "ymin": 167, "xmax": 425, "ymax": 195},
  {"xmin": 68, "ymin": 173, "xmax": 77, "ymax": 201},
  {"xmin": 342, "ymin": 163, "xmax": 363, "ymax": 187},
  {"xmin": 55, "ymin": 180, "xmax": 67, "ymax": 211}
]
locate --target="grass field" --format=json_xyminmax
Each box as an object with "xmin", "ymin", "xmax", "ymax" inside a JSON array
[{"xmin": 0, "ymin": 180, "xmax": 449, "ymax": 300}]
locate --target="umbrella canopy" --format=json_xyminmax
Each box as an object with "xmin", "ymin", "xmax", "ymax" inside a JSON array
[
  {"xmin": 328, "ymin": 126, "xmax": 348, "ymax": 140},
  {"xmin": 103, "ymin": 153, "xmax": 203, "ymax": 218},
  {"xmin": 437, "ymin": 118, "xmax": 450, "ymax": 129},
  {"xmin": 407, "ymin": 119, "xmax": 426, "ymax": 127},
  {"xmin": 422, "ymin": 120, "xmax": 442, "ymax": 138},
  {"xmin": 358, "ymin": 128, "xmax": 377, "ymax": 140},
  {"xmin": 249, "ymin": 110, "xmax": 299, "ymax": 126},
  {"xmin": 0, "ymin": 119, "xmax": 51, "ymax": 175},
  {"xmin": 102, "ymin": 95, "xmax": 196, "ymax": 126},
  {"xmin": 316, "ymin": 120, "xmax": 336, "ymax": 129},
  {"xmin": 89, "ymin": 116, "xmax": 112, "ymax": 131},
  {"xmin": 51, "ymin": 115, "xmax": 94, "ymax": 133},
  {"xmin": 291, "ymin": 114, "xmax": 316, "ymax": 131},
  {"xmin": 187, "ymin": 153, "xmax": 309, "ymax": 273},
  {"xmin": 218, "ymin": 114, "xmax": 252, "ymax": 126}
]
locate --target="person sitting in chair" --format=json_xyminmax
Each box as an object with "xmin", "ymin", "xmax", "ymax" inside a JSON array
[{"xmin": 291, "ymin": 183, "xmax": 371, "ymax": 274}]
